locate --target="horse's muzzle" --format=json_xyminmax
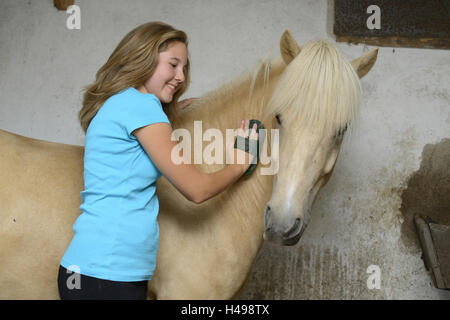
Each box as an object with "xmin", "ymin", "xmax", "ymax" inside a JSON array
[{"xmin": 263, "ymin": 205, "xmax": 305, "ymax": 246}]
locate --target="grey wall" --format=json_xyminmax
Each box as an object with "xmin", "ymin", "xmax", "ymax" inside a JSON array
[{"xmin": 1, "ymin": 0, "xmax": 449, "ymax": 299}]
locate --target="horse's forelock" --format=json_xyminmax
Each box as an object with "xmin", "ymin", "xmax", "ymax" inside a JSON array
[{"xmin": 264, "ymin": 40, "xmax": 362, "ymax": 136}]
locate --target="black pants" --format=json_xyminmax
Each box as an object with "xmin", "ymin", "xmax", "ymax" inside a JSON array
[{"xmin": 57, "ymin": 265, "xmax": 148, "ymax": 300}]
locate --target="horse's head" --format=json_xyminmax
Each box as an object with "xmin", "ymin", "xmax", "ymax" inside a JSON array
[{"xmin": 263, "ymin": 31, "xmax": 378, "ymax": 245}]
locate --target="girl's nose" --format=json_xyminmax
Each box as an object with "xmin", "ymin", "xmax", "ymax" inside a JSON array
[{"xmin": 175, "ymin": 69, "xmax": 185, "ymax": 83}]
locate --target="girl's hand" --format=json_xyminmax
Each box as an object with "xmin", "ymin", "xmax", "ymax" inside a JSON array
[
  {"xmin": 227, "ymin": 120, "xmax": 258, "ymax": 174},
  {"xmin": 178, "ymin": 98, "xmax": 199, "ymax": 109}
]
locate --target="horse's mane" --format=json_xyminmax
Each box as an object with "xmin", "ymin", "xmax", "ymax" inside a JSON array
[
  {"xmin": 167, "ymin": 56, "xmax": 285, "ymax": 131},
  {"xmin": 264, "ymin": 40, "xmax": 361, "ymax": 136}
]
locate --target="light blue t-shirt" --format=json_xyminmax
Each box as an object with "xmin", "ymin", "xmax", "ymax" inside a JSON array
[{"xmin": 61, "ymin": 87, "xmax": 170, "ymax": 282}]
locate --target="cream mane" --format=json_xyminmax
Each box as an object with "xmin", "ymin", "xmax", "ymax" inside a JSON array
[
  {"xmin": 168, "ymin": 57, "xmax": 286, "ymax": 131},
  {"xmin": 264, "ymin": 40, "xmax": 362, "ymax": 136}
]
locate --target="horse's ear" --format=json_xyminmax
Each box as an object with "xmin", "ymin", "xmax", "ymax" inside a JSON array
[
  {"xmin": 351, "ymin": 48, "xmax": 378, "ymax": 78},
  {"xmin": 280, "ymin": 30, "xmax": 301, "ymax": 65}
]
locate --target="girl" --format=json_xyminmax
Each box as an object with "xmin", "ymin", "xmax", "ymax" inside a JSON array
[{"xmin": 57, "ymin": 21, "xmax": 257, "ymax": 299}]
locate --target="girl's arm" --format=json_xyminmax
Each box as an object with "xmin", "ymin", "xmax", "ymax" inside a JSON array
[{"xmin": 133, "ymin": 120, "xmax": 256, "ymax": 204}]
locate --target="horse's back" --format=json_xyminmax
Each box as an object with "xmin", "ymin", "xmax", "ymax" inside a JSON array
[{"xmin": 0, "ymin": 129, "xmax": 84, "ymax": 299}]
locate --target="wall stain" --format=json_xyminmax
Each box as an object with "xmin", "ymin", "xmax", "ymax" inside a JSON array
[
  {"xmin": 239, "ymin": 241, "xmax": 392, "ymax": 299},
  {"xmin": 400, "ymin": 138, "xmax": 450, "ymax": 249}
]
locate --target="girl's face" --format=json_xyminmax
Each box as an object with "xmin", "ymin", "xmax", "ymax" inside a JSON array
[{"xmin": 138, "ymin": 41, "xmax": 187, "ymax": 103}]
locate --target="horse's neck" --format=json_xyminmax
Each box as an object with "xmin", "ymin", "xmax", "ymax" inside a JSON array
[{"xmin": 167, "ymin": 58, "xmax": 285, "ymax": 230}]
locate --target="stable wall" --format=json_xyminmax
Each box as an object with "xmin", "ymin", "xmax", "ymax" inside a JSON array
[{"xmin": 1, "ymin": 0, "xmax": 449, "ymax": 299}]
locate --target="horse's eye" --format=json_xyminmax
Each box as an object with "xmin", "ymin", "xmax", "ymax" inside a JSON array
[{"xmin": 275, "ymin": 114, "xmax": 282, "ymax": 126}]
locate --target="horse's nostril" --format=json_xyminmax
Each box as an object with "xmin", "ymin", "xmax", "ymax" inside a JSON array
[
  {"xmin": 294, "ymin": 218, "xmax": 301, "ymax": 230},
  {"xmin": 283, "ymin": 217, "xmax": 302, "ymax": 238}
]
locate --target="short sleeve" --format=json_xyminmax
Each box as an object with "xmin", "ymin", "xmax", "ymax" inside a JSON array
[{"xmin": 120, "ymin": 94, "xmax": 170, "ymax": 137}]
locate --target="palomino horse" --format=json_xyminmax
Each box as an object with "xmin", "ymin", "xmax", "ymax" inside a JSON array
[{"xmin": 0, "ymin": 31, "xmax": 377, "ymax": 299}]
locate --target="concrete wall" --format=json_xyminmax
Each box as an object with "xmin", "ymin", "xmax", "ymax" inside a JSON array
[{"xmin": 1, "ymin": 0, "xmax": 449, "ymax": 299}]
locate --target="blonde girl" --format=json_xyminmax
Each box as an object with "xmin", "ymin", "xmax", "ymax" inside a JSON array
[{"xmin": 58, "ymin": 21, "xmax": 257, "ymax": 300}]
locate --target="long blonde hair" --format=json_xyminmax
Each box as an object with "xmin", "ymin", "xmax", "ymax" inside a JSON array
[
  {"xmin": 79, "ymin": 21, "xmax": 190, "ymax": 133},
  {"xmin": 264, "ymin": 40, "xmax": 361, "ymax": 136}
]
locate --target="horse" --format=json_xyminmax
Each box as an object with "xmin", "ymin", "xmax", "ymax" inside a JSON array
[{"xmin": 0, "ymin": 30, "xmax": 378, "ymax": 299}]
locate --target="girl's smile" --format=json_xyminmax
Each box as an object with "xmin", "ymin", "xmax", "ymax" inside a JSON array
[{"xmin": 137, "ymin": 41, "xmax": 187, "ymax": 103}]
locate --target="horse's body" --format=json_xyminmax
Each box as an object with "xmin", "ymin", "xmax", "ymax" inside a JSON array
[{"xmin": 0, "ymin": 31, "xmax": 377, "ymax": 299}]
